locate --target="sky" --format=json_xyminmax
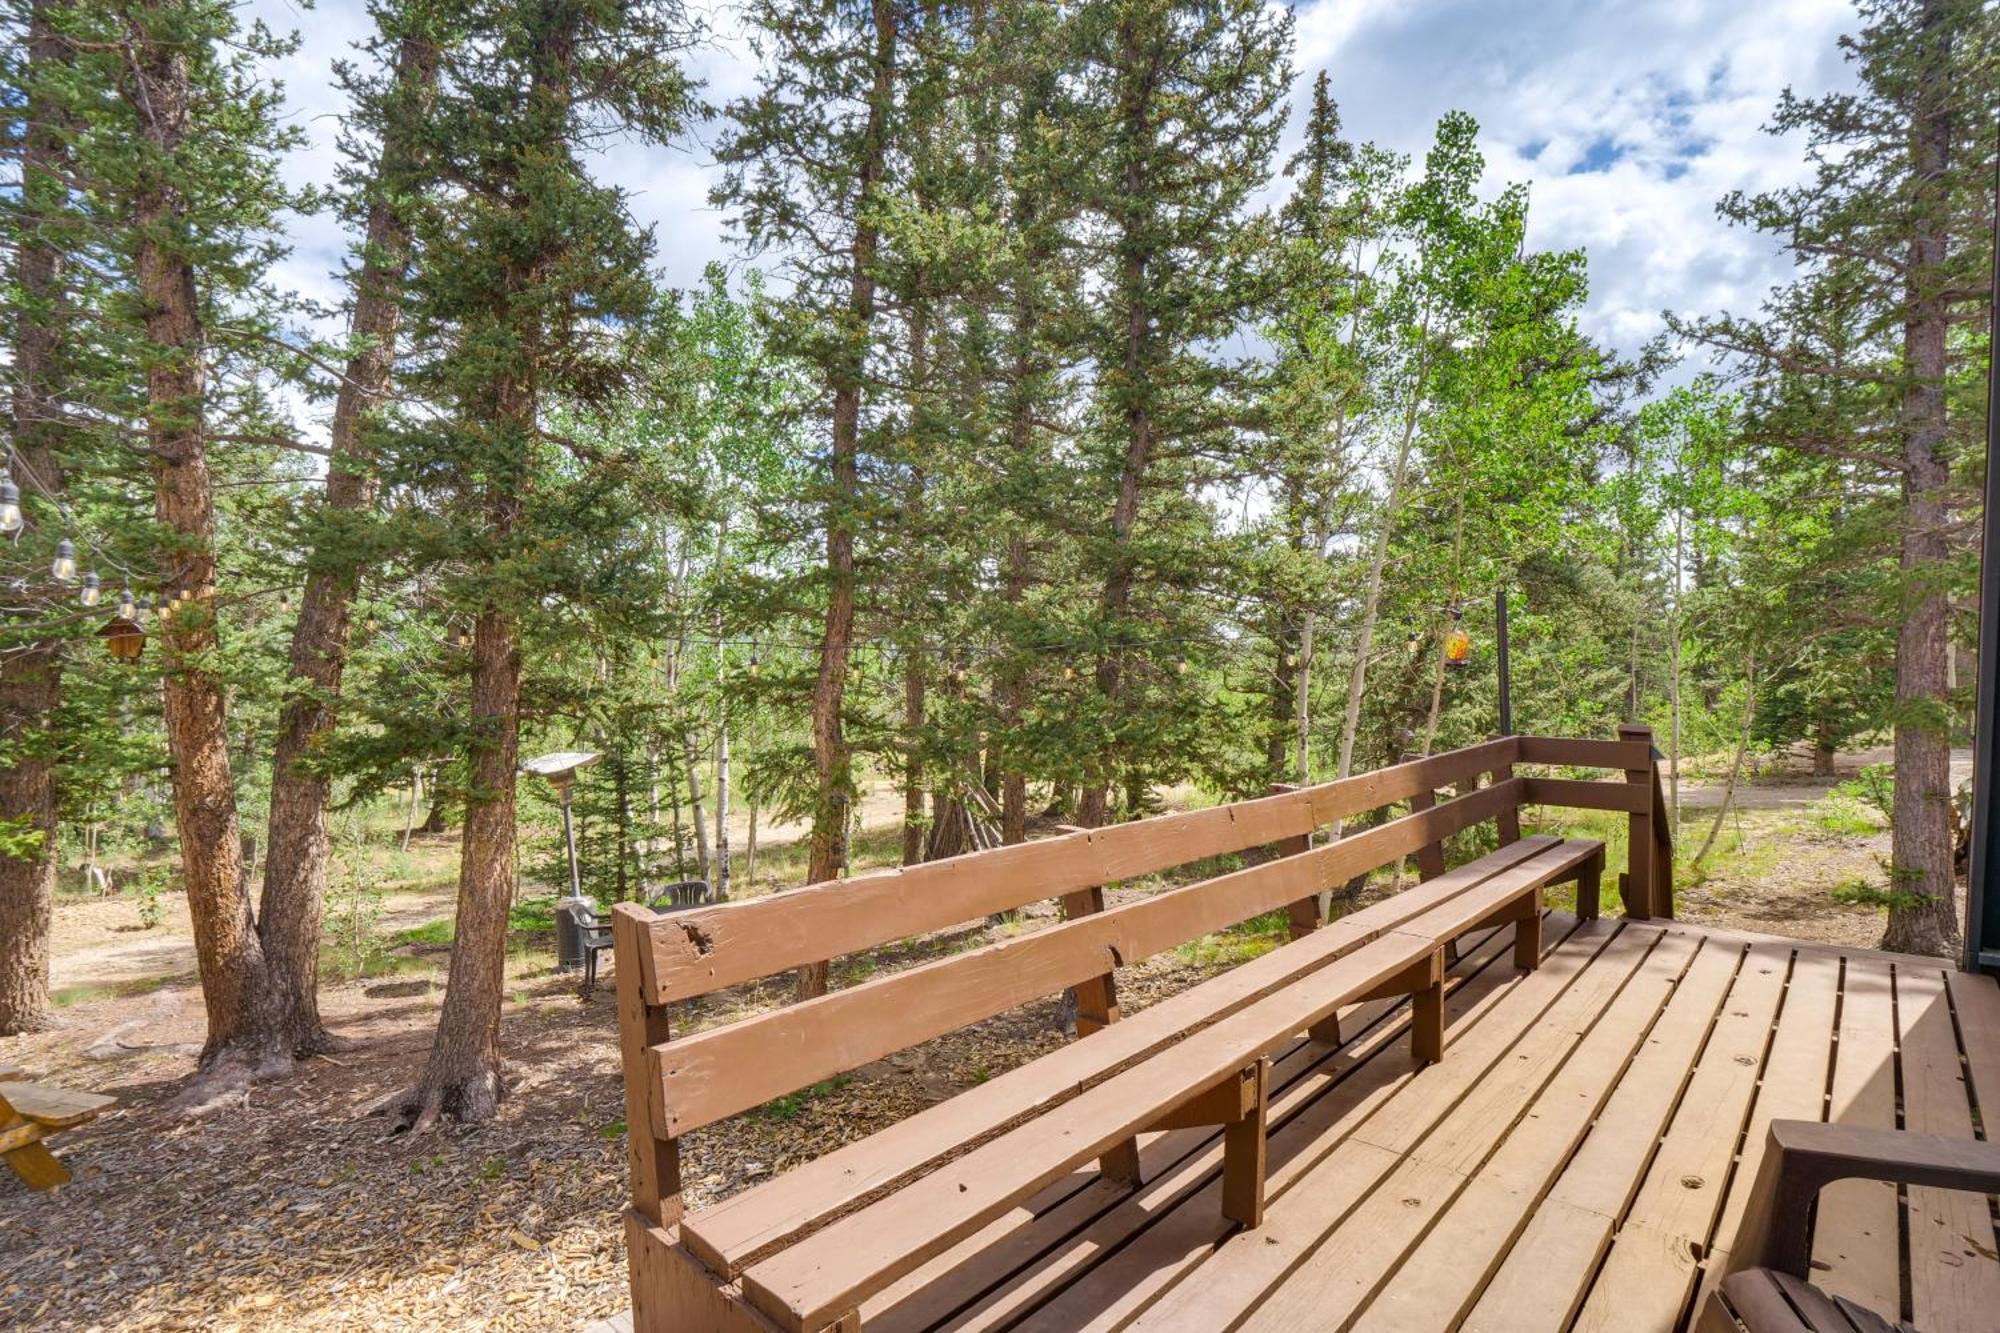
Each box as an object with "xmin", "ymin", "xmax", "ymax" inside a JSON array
[{"xmin": 249, "ymin": 0, "xmax": 1861, "ymax": 379}]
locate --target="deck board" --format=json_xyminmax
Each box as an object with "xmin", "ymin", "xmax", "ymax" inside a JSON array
[{"xmin": 612, "ymin": 919, "xmax": 2000, "ymax": 1332}]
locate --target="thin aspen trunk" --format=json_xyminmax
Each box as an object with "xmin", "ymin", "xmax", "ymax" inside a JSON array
[
  {"xmin": 1295, "ymin": 611, "xmax": 1314, "ymax": 785},
  {"xmin": 1418, "ymin": 496, "xmax": 1466, "ymax": 756},
  {"xmin": 903, "ymin": 659, "xmax": 927, "ymax": 865},
  {"xmin": 1669, "ymin": 512, "xmax": 1684, "ymax": 835},
  {"xmin": 684, "ymin": 729, "xmax": 710, "ymax": 883},
  {"xmin": 1695, "ymin": 648, "xmax": 1757, "ymax": 865},
  {"xmin": 745, "ymin": 800, "xmax": 759, "ymax": 891},
  {"xmin": 714, "ymin": 691, "xmax": 731, "ymax": 900},
  {"xmin": 401, "ymin": 768, "xmax": 422, "ymax": 853},
  {"xmin": 799, "ymin": 0, "xmax": 897, "ymax": 999},
  {"xmin": 1335, "ymin": 386, "xmax": 1422, "ymax": 789}
]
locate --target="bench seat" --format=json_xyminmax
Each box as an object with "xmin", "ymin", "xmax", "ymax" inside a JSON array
[{"xmin": 678, "ymin": 837, "xmax": 1603, "ymax": 1331}]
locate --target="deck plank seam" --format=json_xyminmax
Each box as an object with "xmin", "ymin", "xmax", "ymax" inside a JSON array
[
  {"xmin": 1350, "ymin": 921, "xmax": 1705, "ymax": 1331},
  {"xmin": 1563, "ymin": 935, "xmax": 1756, "ymax": 1314},
  {"xmin": 1320, "ymin": 923, "xmax": 1694, "ymax": 1330}
]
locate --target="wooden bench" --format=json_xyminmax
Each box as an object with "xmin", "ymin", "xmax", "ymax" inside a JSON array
[
  {"xmin": 0, "ymin": 1064, "xmax": 116, "ymax": 1190},
  {"xmin": 610, "ymin": 732, "xmax": 1666, "ymax": 1332}
]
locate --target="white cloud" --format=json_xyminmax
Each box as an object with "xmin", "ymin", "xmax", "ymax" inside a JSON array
[{"xmin": 247, "ymin": 0, "xmax": 1861, "ymax": 383}]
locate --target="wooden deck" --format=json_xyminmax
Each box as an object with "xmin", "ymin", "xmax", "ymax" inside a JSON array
[{"xmin": 599, "ymin": 913, "xmax": 2000, "ymax": 1332}]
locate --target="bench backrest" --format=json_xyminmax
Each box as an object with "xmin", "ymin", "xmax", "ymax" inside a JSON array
[{"xmin": 612, "ymin": 729, "xmax": 1665, "ymax": 1224}]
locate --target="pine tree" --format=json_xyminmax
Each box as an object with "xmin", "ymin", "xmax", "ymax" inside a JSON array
[
  {"xmin": 256, "ymin": 0, "xmax": 446, "ymax": 1060},
  {"xmin": 716, "ymin": 0, "xmax": 905, "ymax": 997},
  {"xmin": 1069, "ymin": 0, "xmax": 1292, "ymax": 826},
  {"xmin": 387, "ymin": 0, "xmax": 695, "ymax": 1127},
  {"xmin": 1678, "ymin": 0, "xmax": 1998, "ymax": 953}
]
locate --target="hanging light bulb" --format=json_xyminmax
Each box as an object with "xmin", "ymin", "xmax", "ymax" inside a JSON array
[
  {"xmin": 1063, "ymin": 665, "xmax": 1075, "ymax": 682},
  {"xmin": 79, "ymin": 571, "xmax": 101, "ymax": 607},
  {"xmin": 118, "ymin": 587, "xmax": 136, "ymax": 620},
  {"xmin": 455, "ymin": 625, "xmax": 472, "ymax": 649},
  {"xmin": 1177, "ymin": 658, "xmax": 1189, "ymax": 676},
  {"xmin": 50, "ymin": 539, "xmax": 77, "ymax": 582},
  {"xmin": 952, "ymin": 660, "xmax": 967, "ymax": 685},
  {"xmin": 0, "ymin": 477, "xmax": 19, "ymax": 535},
  {"xmin": 278, "ymin": 590, "xmax": 291, "ymax": 613},
  {"xmin": 748, "ymin": 653, "xmax": 760, "ymax": 679}
]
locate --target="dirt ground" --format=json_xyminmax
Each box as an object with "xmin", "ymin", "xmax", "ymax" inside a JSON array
[{"xmin": 0, "ymin": 750, "xmax": 1952, "ymax": 1330}]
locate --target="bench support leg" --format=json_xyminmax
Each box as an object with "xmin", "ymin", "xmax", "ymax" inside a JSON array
[
  {"xmin": 1060, "ymin": 882, "xmax": 1143, "ymax": 1189},
  {"xmin": 1576, "ymin": 850, "xmax": 1604, "ymax": 921},
  {"xmin": 1221, "ymin": 1058, "xmax": 1269, "ymax": 1229},
  {"xmin": 1307, "ymin": 1011, "xmax": 1342, "ymax": 1046},
  {"xmin": 1412, "ymin": 955, "xmax": 1445, "ymax": 1065},
  {"xmin": 1512, "ymin": 908, "xmax": 1543, "ymax": 971}
]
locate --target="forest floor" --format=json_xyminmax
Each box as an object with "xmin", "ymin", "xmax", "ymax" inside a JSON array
[{"xmin": 0, "ymin": 743, "xmax": 1958, "ymax": 1330}]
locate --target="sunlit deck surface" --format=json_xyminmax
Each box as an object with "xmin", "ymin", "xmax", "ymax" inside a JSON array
[{"xmin": 595, "ymin": 912, "xmax": 2000, "ymax": 1333}]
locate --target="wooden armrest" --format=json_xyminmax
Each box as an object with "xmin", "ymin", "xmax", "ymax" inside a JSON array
[{"xmin": 1727, "ymin": 1120, "xmax": 2000, "ymax": 1279}]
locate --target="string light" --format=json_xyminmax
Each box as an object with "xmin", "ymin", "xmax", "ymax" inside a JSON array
[
  {"xmin": 747, "ymin": 653, "xmax": 759, "ymax": 679},
  {"xmin": 118, "ymin": 587, "xmax": 136, "ymax": 620},
  {"xmin": 278, "ymin": 590, "xmax": 291, "ymax": 612},
  {"xmin": 79, "ymin": 571, "xmax": 100, "ymax": 608},
  {"xmin": 0, "ymin": 477, "xmax": 19, "ymax": 535},
  {"xmin": 50, "ymin": 540, "xmax": 76, "ymax": 582},
  {"xmin": 1177, "ymin": 658, "xmax": 1188, "ymax": 676}
]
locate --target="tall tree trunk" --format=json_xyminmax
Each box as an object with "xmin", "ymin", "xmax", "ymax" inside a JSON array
[
  {"xmin": 134, "ymin": 20, "xmax": 283, "ymax": 1091},
  {"xmin": 903, "ymin": 658, "xmax": 927, "ymax": 865},
  {"xmin": 683, "ymin": 726, "xmax": 710, "ymax": 883},
  {"xmin": 798, "ymin": 0, "xmax": 897, "ymax": 999},
  {"xmin": 1883, "ymin": 0, "xmax": 1958, "ymax": 957},
  {"xmin": 403, "ymin": 603, "xmax": 519, "ymax": 1128},
  {"xmin": 1294, "ymin": 610, "xmax": 1314, "ymax": 786},
  {"xmin": 257, "ymin": 28, "xmax": 436, "ymax": 1057},
  {"xmin": 0, "ymin": 0, "xmax": 69, "ymax": 1038},
  {"xmin": 1080, "ymin": 13, "xmax": 1154, "ymax": 830},
  {"xmin": 1335, "ymin": 373, "xmax": 1422, "ymax": 790},
  {"xmin": 714, "ymin": 658, "xmax": 731, "ymax": 899}
]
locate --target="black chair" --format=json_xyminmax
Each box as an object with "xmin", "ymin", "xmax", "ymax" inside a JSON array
[
  {"xmin": 565, "ymin": 900, "xmax": 615, "ymax": 997},
  {"xmin": 648, "ymin": 879, "xmax": 715, "ymax": 912}
]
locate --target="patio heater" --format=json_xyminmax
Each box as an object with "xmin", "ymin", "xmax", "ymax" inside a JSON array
[{"xmin": 522, "ymin": 749, "xmax": 601, "ymax": 970}]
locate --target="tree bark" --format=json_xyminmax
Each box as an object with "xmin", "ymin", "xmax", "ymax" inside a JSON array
[
  {"xmin": 132, "ymin": 17, "xmax": 285, "ymax": 1090},
  {"xmin": 402, "ymin": 604, "xmax": 519, "ymax": 1128},
  {"xmin": 1882, "ymin": 0, "xmax": 1959, "ymax": 957},
  {"xmin": 257, "ymin": 28, "xmax": 436, "ymax": 1057},
  {"xmin": 798, "ymin": 0, "xmax": 898, "ymax": 999},
  {"xmin": 0, "ymin": 0, "xmax": 69, "ymax": 1038}
]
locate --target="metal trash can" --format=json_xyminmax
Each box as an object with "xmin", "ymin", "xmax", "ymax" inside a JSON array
[{"xmin": 555, "ymin": 894, "xmax": 593, "ymax": 971}]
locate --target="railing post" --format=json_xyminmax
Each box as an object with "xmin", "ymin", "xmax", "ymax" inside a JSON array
[
  {"xmin": 1271, "ymin": 782, "xmax": 1322, "ymax": 942},
  {"xmin": 612, "ymin": 905, "xmax": 683, "ymax": 1231},
  {"xmin": 1270, "ymin": 783, "xmax": 1340, "ymax": 1044},
  {"xmin": 1616, "ymin": 724, "xmax": 1658, "ymax": 920},
  {"xmin": 1402, "ymin": 752, "xmax": 1447, "ymax": 883},
  {"xmin": 1055, "ymin": 827, "xmax": 1143, "ymax": 1187},
  {"xmin": 1490, "ymin": 733, "xmax": 1521, "ymax": 846}
]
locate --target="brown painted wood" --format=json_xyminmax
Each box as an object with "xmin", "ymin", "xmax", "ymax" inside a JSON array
[
  {"xmin": 1403, "ymin": 753, "xmax": 1448, "ymax": 883},
  {"xmin": 612, "ymin": 905, "xmax": 682, "ymax": 1228},
  {"xmin": 1895, "ymin": 966, "xmax": 2000, "ymax": 1330},
  {"xmin": 1465, "ymin": 929, "xmax": 1745, "ymax": 1331},
  {"xmin": 734, "ymin": 933, "xmax": 1444, "ymax": 1330},
  {"xmin": 1269, "ymin": 782, "xmax": 1322, "ymax": 942},
  {"xmin": 625, "ymin": 1213, "xmax": 784, "ymax": 1333},
  {"xmin": 1058, "ymin": 883, "xmax": 1142, "ymax": 1188},
  {"xmin": 892, "ymin": 922, "xmax": 1553, "ymax": 1333},
  {"xmin": 1697, "ymin": 948, "xmax": 1841, "ymax": 1316},
  {"xmin": 1127, "ymin": 918, "xmax": 1634, "ymax": 1332},
  {"xmin": 677, "ymin": 842, "xmax": 1563, "ymax": 1283},
  {"xmin": 1811, "ymin": 958, "xmax": 1903, "ymax": 1317},
  {"xmin": 642, "ymin": 740, "xmax": 1519, "ymax": 1002},
  {"xmin": 1522, "ymin": 776, "xmax": 1652, "ymax": 813},
  {"xmin": 654, "ymin": 781, "xmax": 1530, "ymax": 1137},
  {"xmin": 1517, "ymin": 735, "xmax": 1657, "ymax": 770},
  {"xmin": 1219, "ymin": 1058, "xmax": 1268, "ymax": 1229},
  {"xmin": 1223, "ymin": 923, "xmax": 1674, "ymax": 1332},
  {"xmin": 1572, "ymin": 942, "xmax": 1793, "ymax": 1331},
  {"xmin": 1356, "ymin": 926, "xmax": 1700, "ymax": 1331}
]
